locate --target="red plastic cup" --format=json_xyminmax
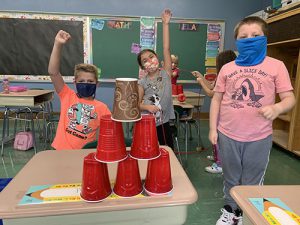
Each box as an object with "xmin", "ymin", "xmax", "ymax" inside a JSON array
[
  {"xmin": 172, "ymin": 84, "xmax": 178, "ymax": 95},
  {"xmin": 177, "ymin": 85, "xmax": 183, "ymax": 94},
  {"xmin": 130, "ymin": 114, "xmax": 160, "ymax": 160},
  {"xmin": 113, "ymin": 155, "xmax": 143, "ymax": 197},
  {"xmin": 204, "ymin": 73, "xmax": 217, "ymax": 81},
  {"xmin": 96, "ymin": 115, "xmax": 127, "ymax": 163},
  {"xmin": 80, "ymin": 152, "xmax": 112, "ymax": 202},
  {"xmin": 177, "ymin": 94, "xmax": 186, "ymax": 103},
  {"xmin": 144, "ymin": 148, "xmax": 173, "ymax": 195}
]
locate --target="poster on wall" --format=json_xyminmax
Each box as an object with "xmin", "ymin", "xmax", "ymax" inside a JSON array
[
  {"xmin": 205, "ymin": 23, "xmax": 221, "ymax": 70},
  {"xmin": 139, "ymin": 16, "xmax": 157, "ymax": 78}
]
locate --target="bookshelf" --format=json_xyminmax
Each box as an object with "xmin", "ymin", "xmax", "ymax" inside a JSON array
[{"xmin": 267, "ymin": 7, "xmax": 300, "ymax": 156}]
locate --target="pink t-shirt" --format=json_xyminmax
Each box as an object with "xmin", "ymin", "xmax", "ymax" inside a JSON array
[
  {"xmin": 214, "ymin": 56, "xmax": 293, "ymax": 142},
  {"xmin": 52, "ymin": 84, "xmax": 111, "ymax": 150}
]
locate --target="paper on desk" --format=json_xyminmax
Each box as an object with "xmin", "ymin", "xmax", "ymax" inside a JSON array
[
  {"xmin": 249, "ymin": 198, "xmax": 300, "ymax": 225},
  {"xmin": 19, "ymin": 182, "xmax": 172, "ymax": 205}
]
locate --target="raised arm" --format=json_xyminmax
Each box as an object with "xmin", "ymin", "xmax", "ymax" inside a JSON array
[
  {"xmin": 48, "ymin": 30, "xmax": 71, "ymax": 93},
  {"xmin": 161, "ymin": 9, "xmax": 172, "ymax": 77}
]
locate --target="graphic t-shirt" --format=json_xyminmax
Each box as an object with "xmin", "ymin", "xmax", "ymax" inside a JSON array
[
  {"xmin": 214, "ymin": 56, "xmax": 293, "ymax": 142},
  {"xmin": 52, "ymin": 84, "xmax": 111, "ymax": 150},
  {"xmin": 138, "ymin": 70, "xmax": 175, "ymax": 125}
]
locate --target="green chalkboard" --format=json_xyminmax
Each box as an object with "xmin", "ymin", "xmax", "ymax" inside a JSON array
[
  {"xmin": 156, "ymin": 22, "xmax": 207, "ymax": 81},
  {"xmin": 91, "ymin": 17, "xmax": 224, "ymax": 81},
  {"xmin": 92, "ymin": 19, "xmax": 140, "ymax": 80}
]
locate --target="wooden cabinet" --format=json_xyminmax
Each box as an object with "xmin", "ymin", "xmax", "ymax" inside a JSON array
[{"xmin": 266, "ymin": 7, "xmax": 300, "ymax": 156}]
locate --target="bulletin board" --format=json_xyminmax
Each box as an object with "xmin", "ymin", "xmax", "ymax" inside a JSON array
[
  {"xmin": 0, "ymin": 11, "xmax": 224, "ymax": 82},
  {"xmin": 90, "ymin": 17, "xmax": 225, "ymax": 81},
  {"xmin": 156, "ymin": 21, "xmax": 208, "ymax": 81},
  {"xmin": 90, "ymin": 18, "xmax": 141, "ymax": 80}
]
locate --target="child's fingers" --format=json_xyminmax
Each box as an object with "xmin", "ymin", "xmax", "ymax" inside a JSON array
[
  {"xmin": 191, "ymin": 71, "xmax": 199, "ymax": 78},
  {"xmin": 165, "ymin": 9, "xmax": 172, "ymax": 16}
]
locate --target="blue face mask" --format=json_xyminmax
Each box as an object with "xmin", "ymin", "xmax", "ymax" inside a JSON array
[
  {"xmin": 235, "ymin": 36, "xmax": 267, "ymax": 66},
  {"xmin": 76, "ymin": 83, "xmax": 97, "ymax": 98}
]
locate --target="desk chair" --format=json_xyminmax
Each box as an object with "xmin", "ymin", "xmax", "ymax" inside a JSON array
[
  {"xmin": 169, "ymin": 120, "xmax": 183, "ymax": 165},
  {"xmin": 13, "ymin": 88, "xmax": 53, "ymax": 141},
  {"xmin": 174, "ymin": 106, "xmax": 199, "ymax": 161},
  {"xmin": 184, "ymin": 93, "xmax": 205, "ymax": 151},
  {"xmin": 44, "ymin": 102, "xmax": 59, "ymax": 149},
  {"xmin": 1, "ymin": 106, "xmax": 37, "ymax": 156}
]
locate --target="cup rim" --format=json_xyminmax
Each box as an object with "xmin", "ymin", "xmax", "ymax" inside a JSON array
[
  {"xmin": 111, "ymin": 115, "xmax": 142, "ymax": 122},
  {"xmin": 94, "ymin": 154, "xmax": 128, "ymax": 163},
  {"xmin": 80, "ymin": 191, "xmax": 112, "ymax": 202},
  {"xmin": 143, "ymin": 185, "xmax": 173, "ymax": 196},
  {"xmin": 115, "ymin": 78, "xmax": 138, "ymax": 82},
  {"xmin": 129, "ymin": 150, "xmax": 161, "ymax": 161}
]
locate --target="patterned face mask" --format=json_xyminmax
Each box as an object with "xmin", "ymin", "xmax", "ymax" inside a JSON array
[{"xmin": 144, "ymin": 57, "xmax": 159, "ymax": 73}]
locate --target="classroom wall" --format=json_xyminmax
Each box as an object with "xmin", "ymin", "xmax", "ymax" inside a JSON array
[{"xmin": 1, "ymin": 0, "xmax": 272, "ymax": 112}]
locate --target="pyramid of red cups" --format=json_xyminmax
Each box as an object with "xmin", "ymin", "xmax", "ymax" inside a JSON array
[{"xmin": 80, "ymin": 78, "xmax": 173, "ymax": 202}]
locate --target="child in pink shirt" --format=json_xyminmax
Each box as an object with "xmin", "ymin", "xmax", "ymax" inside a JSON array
[
  {"xmin": 192, "ymin": 50, "xmax": 237, "ymax": 174},
  {"xmin": 210, "ymin": 17, "xmax": 295, "ymax": 225},
  {"xmin": 48, "ymin": 30, "xmax": 111, "ymax": 150}
]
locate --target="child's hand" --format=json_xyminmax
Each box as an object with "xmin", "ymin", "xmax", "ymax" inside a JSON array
[
  {"xmin": 258, "ymin": 104, "xmax": 280, "ymax": 120},
  {"xmin": 146, "ymin": 105, "xmax": 161, "ymax": 114},
  {"xmin": 209, "ymin": 129, "xmax": 218, "ymax": 145},
  {"xmin": 161, "ymin": 9, "xmax": 172, "ymax": 24},
  {"xmin": 55, "ymin": 30, "xmax": 71, "ymax": 45},
  {"xmin": 192, "ymin": 71, "xmax": 204, "ymax": 79}
]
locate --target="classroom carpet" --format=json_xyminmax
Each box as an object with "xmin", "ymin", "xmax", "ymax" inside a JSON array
[{"xmin": 0, "ymin": 119, "xmax": 300, "ymax": 225}]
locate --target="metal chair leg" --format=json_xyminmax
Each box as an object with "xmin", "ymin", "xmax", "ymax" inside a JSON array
[
  {"xmin": 174, "ymin": 137, "xmax": 183, "ymax": 165},
  {"xmin": 1, "ymin": 108, "xmax": 9, "ymax": 157}
]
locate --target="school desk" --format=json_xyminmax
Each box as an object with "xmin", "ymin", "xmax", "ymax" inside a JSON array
[
  {"xmin": 173, "ymin": 100, "xmax": 194, "ymax": 156},
  {"xmin": 0, "ymin": 90, "xmax": 54, "ymax": 156},
  {"xmin": 230, "ymin": 185, "xmax": 300, "ymax": 225},
  {"xmin": 0, "ymin": 147, "xmax": 198, "ymax": 225},
  {"xmin": 173, "ymin": 91, "xmax": 206, "ymax": 152}
]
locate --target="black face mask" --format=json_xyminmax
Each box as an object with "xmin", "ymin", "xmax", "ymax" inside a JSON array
[{"xmin": 76, "ymin": 83, "xmax": 97, "ymax": 98}]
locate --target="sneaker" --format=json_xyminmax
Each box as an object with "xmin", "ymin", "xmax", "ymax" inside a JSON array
[
  {"xmin": 216, "ymin": 205, "xmax": 236, "ymax": 225},
  {"xmin": 207, "ymin": 155, "xmax": 214, "ymax": 161},
  {"xmin": 234, "ymin": 208, "xmax": 243, "ymax": 225},
  {"xmin": 205, "ymin": 163, "xmax": 223, "ymax": 174},
  {"xmin": 234, "ymin": 216, "xmax": 242, "ymax": 225}
]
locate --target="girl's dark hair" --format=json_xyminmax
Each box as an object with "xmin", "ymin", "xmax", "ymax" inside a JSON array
[
  {"xmin": 216, "ymin": 50, "xmax": 237, "ymax": 73},
  {"xmin": 137, "ymin": 49, "xmax": 157, "ymax": 69},
  {"xmin": 234, "ymin": 16, "xmax": 268, "ymax": 39}
]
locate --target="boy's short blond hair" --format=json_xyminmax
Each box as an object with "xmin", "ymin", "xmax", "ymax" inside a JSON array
[
  {"xmin": 234, "ymin": 16, "xmax": 268, "ymax": 39},
  {"xmin": 74, "ymin": 63, "xmax": 98, "ymax": 81},
  {"xmin": 171, "ymin": 54, "xmax": 179, "ymax": 63}
]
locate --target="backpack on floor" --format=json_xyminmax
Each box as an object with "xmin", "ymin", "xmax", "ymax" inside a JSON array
[{"xmin": 13, "ymin": 131, "xmax": 34, "ymax": 151}]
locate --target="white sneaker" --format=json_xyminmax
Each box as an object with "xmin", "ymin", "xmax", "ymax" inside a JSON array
[
  {"xmin": 216, "ymin": 207, "xmax": 236, "ymax": 225},
  {"xmin": 235, "ymin": 216, "xmax": 243, "ymax": 225},
  {"xmin": 205, "ymin": 163, "xmax": 223, "ymax": 174},
  {"xmin": 207, "ymin": 155, "xmax": 214, "ymax": 161}
]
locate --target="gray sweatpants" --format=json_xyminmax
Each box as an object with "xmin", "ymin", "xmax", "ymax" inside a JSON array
[{"xmin": 218, "ymin": 131, "xmax": 272, "ymax": 210}]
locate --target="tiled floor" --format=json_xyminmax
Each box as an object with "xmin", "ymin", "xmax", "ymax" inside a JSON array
[{"xmin": 1, "ymin": 119, "xmax": 300, "ymax": 225}]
